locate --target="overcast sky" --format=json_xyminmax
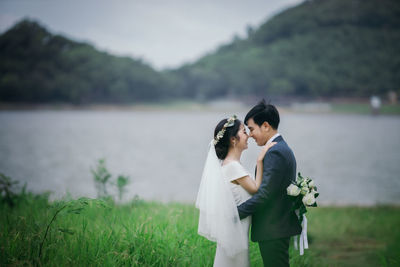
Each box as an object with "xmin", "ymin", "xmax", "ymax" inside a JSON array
[{"xmin": 0, "ymin": 0, "xmax": 303, "ymax": 70}]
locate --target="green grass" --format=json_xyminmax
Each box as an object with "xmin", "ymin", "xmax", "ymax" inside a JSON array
[
  {"xmin": 1, "ymin": 194, "xmax": 399, "ymax": 266},
  {"xmin": 306, "ymin": 206, "xmax": 400, "ymax": 266}
]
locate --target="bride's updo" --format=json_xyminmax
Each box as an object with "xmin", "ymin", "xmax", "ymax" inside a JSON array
[{"xmin": 214, "ymin": 118, "xmax": 241, "ymax": 160}]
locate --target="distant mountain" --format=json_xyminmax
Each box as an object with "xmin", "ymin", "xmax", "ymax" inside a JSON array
[
  {"xmin": 172, "ymin": 0, "xmax": 400, "ymax": 99},
  {"xmin": 0, "ymin": 19, "xmax": 168, "ymax": 103},
  {"xmin": 1, "ymin": 0, "xmax": 399, "ymax": 104}
]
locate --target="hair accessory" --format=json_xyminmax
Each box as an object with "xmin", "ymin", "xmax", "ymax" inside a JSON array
[{"xmin": 213, "ymin": 115, "xmax": 237, "ymax": 145}]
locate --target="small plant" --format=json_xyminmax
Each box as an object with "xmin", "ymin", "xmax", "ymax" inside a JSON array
[
  {"xmin": 115, "ymin": 175, "xmax": 130, "ymax": 201},
  {"xmin": 91, "ymin": 159, "xmax": 131, "ymax": 201},
  {"xmin": 91, "ymin": 159, "xmax": 112, "ymax": 198},
  {"xmin": 0, "ymin": 173, "xmax": 19, "ymax": 207}
]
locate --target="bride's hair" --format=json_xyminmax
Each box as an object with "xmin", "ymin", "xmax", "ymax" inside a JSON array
[{"xmin": 214, "ymin": 118, "xmax": 241, "ymax": 160}]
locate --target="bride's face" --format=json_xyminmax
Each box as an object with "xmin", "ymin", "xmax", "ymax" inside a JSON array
[{"xmin": 235, "ymin": 123, "xmax": 249, "ymax": 150}]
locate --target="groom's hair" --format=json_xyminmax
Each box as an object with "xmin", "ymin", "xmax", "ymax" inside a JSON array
[{"xmin": 244, "ymin": 99, "xmax": 280, "ymax": 129}]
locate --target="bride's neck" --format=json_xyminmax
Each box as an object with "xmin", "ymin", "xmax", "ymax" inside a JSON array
[{"xmin": 224, "ymin": 147, "xmax": 242, "ymax": 162}]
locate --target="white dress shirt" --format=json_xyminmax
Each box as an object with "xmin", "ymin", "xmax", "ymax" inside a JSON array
[{"xmin": 267, "ymin": 133, "xmax": 281, "ymax": 145}]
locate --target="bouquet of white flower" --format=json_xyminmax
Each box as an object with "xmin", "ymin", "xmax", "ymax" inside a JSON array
[{"xmin": 287, "ymin": 172, "xmax": 319, "ymax": 223}]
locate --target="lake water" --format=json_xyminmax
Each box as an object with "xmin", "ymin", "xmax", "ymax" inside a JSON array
[{"xmin": 1, "ymin": 109, "xmax": 399, "ymax": 205}]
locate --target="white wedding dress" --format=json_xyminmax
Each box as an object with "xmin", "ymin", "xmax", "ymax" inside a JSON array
[{"xmin": 214, "ymin": 161, "xmax": 252, "ymax": 267}]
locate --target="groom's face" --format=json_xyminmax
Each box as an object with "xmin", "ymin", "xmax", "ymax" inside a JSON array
[{"xmin": 247, "ymin": 118, "xmax": 268, "ymax": 146}]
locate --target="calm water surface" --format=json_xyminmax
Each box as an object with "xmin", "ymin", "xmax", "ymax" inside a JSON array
[{"xmin": 1, "ymin": 109, "xmax": 399, "ymax": 205}]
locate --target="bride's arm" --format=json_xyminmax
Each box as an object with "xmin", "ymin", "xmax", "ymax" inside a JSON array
[
  {"xmin": 235, "ymin": 142, "xmax": 276, "ymax": 194},
  {"xmin": 233, "ymin": 175, "xmax": 258, "ymax": 194}
]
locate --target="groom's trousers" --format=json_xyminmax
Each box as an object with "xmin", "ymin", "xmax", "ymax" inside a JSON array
[{"xmin": 258, "ymin": 237, "xmax": 290, "ymax": 267}]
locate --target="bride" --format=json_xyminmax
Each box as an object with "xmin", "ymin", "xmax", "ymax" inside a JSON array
[{"xmin": 196, "ymin": 115, "xmax": 276, "ymax": 267}]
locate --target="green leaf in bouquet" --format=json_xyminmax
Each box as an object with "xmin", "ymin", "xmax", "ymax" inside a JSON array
[
  {"xmin": 292, "ymin": 197, "xmax": 304, "ymax": 211},
  {"xmin": 298, "ymin": 204, "xmax": 308, "ymax": 224}
]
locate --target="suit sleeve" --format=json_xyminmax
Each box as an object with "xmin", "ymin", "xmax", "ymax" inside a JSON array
[{"xmin": 237, "ymin": 149, "xmax": 284, "ymax": 219}]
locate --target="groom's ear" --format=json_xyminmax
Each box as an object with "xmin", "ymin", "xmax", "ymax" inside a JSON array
[{"xmin": 261, "ymin": 121, "xmax": 270, "ymax": 131}]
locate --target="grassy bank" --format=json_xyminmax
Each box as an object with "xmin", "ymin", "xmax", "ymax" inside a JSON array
[
  {"xmin": 330, "ymin": 103, "xmax": 400, "ymax": 115},
  {"xmin": 0, "ymin": 100, "xmax": 209, "ymax": 112},
  {"xmin": 1, "ymin": 100, "xmax": 400, "ymax": 115},
  {"xmin": 1, "ymin": 194, "xmax": 399, "ymax": 266}
]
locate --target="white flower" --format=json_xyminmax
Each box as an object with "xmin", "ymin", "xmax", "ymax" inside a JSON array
[
  {"xmin": 302, "ymin": 193, "xmax": 316, "ymax": 206},
  {"xmin": 287, "ymin": 184, "xmax": 301, "ymax": 196},
  {"xmin": 308, "ymin": 180, "xmax": 315, "ymax": 188},
  {"xmin": 300, "ymin": 180, "xmax": 307, "ymax": 187},
  {"xmin": 300, "ymin": 186, "xmax": 308, "ymax": 195},
  {"xmin": 311, "ymin": 188, "xmax": 318, "ymax": 197}
]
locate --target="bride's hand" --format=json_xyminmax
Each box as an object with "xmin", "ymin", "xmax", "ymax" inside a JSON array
[{"xmin": 257, "ymin": 142, "xmax": 277, "ymax": 162}]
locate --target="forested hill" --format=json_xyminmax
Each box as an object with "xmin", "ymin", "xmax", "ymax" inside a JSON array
[
  {"xmin": 1, "ymin": 0, "xmax": 400, "ymax": 104},
  {"xmin": 0, "ymin": 20, "xmax": 169, "ymax": 104},
  {"xmin": 172, "ymin": 0, "xmax": 400, "ymax": 99}
]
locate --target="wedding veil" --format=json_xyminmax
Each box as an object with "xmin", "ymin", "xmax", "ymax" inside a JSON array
[{"xmin": 195, "ymin": 140, "xmax": 247, "ymax": 257}]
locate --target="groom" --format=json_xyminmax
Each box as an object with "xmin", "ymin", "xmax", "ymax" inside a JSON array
[{"xmin": 238, "ymin": 100, "xmax": 302, "ymax": 267}]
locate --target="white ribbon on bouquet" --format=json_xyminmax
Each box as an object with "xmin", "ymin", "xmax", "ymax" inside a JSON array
[{"xmin": 294, "ymin": 211, "xmax": 308, "ymax": 255}]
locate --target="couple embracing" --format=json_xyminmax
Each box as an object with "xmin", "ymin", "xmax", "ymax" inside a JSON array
[{"xmin": 196, "ymin": 100, "xmax": 302, "ymax": 267}]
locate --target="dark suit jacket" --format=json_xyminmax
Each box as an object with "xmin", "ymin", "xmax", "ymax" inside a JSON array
[{"xmin": 238, "ymin": 135, "xmax": 302, "ymax": 242}]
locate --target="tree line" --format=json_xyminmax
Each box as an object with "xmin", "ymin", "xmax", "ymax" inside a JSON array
[{"xmin": 1, "ymin": 0, "xmax": 399, "ymax": 104}]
